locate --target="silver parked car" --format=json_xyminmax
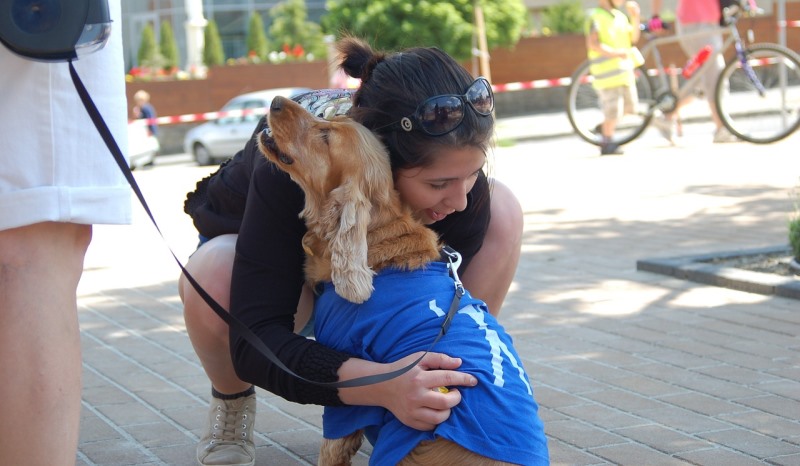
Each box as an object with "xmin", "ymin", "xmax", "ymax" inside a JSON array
[{"xmin": 183, "ymin": 87, "xmax": 311, "ymax": 165}]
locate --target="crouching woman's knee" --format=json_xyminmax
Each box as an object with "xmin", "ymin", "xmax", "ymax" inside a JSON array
[{"xmin": 180, "ymin": 234, "xmax": 238, "ymax": 335}]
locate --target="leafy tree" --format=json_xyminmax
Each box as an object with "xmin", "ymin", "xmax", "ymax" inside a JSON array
[
  {"xmin": 322, "ymin": 0, "xmax": 527, "ymax": 61},
  {"xmin": 268, "ymin": 0, "xmax": 327, "ymax": 59},
  {"xmin": 542, "ymin": 0, "xmax": 585, "ymax": 35},
  {"xmin": 159, "ymin": 21, "xmax": 179, "ymax": 70},
  {"xmin": 203, "ymin": 19, "xmax": 225, "ymax": 66},
  {"xmin": 137, "ymin": 23, "xmax": 158, "ymax": 67},
  {"xmin": 246, "ymin": 12, "xmax": 269, "ymax": 60}
]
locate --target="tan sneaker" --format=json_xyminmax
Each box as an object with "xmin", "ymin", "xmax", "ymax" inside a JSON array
[
  {"xmin": 196, "ymin": 394, "xmax": 256, "ymax": 466},
  {"xmin": 713, "ymin": 127, "xmax": 739, "ymax": 143}
]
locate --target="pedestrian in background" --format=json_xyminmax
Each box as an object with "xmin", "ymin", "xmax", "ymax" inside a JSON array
[
  {"xmin": 585, "ymin": 0, "xmax": 642, "ymax": 155},
  {"xmin": 0, "ymin": 1, "xmax": 131, "ymax": 464},
  {"xmin": 133, "ymin": 89, "xmax": 159, "ymax": 138},
  {"xmin": 651, "ymin": 0, "xmax": 739, "ymax": 143}
]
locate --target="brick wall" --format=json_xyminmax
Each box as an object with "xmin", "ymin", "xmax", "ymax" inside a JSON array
[{"xmin": 125, "ymin": 61, "xmax": 330, "ymax": 120}]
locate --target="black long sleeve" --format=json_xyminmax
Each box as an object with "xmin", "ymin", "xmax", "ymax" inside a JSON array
[
  {"xmin": 227, "ymin": 129, "xmax": 491, "ymax": 406},
  {"xmin": 230, "ymin": 162, "xmax": 349, "ymax": 405}
]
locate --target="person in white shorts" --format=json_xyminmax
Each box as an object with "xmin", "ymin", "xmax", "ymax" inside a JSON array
[
  {"xmin": 0, "ymin": 1, "xmax": 131, "ymax": 463},
  {"xmin": 651, "ymin": 0, "xmax": 739, "ymax": 143}
]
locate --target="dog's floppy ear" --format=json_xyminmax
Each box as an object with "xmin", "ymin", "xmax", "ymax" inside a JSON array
[
  {"xmin": 318, "ymin": 121, "xmax": 393, "ymax": 303},
  {"xmin": 321, "ymin": 178, "xmax": 374, "ymax": 303}
]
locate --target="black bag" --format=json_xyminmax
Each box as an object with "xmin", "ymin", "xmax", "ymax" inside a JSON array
[{"xmin": 183, "ymin": 89, "xmax": 355, "ymax": 239}]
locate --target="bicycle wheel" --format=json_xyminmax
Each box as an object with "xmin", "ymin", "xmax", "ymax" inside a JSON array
[
  {"xmin": 566, "ymin": 60, "xmax": 655, "ymax": 146},
  {"xmin": 715, "ymin": 43, "xmax": 800, "ymax": 144}
]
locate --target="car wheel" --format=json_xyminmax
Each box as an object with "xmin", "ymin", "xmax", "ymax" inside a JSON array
[{"xmin": 193, "ymin": 143, "xmax": 214, "ymax": 165}]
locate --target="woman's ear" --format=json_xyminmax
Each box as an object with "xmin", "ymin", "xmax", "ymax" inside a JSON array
[{"xmin": 321, "ymin": 178, "xmax": 374, "ymax": 303}]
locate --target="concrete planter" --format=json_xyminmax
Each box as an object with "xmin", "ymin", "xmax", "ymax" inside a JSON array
[{"xmin": 790, "ymin": 257, "xmax": 800, "ymax": 275}]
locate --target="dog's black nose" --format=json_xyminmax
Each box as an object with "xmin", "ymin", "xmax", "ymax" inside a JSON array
[{"xmin": 270, "ymin": 96, "xmax": 287, "ymax": 113}]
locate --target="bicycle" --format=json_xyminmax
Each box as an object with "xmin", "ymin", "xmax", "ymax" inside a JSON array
[{"xmin": 566, "ymin": 0, "xmax": 800, "ymax": 145}]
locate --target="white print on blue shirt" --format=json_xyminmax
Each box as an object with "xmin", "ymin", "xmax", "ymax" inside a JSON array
[
  {"xmin": 429, "ymin": 300, "xmax": 532, "ymax": 395},
  {"xmin": 428, "ymin": 299, "xmax": 446, "ymax": 317}
]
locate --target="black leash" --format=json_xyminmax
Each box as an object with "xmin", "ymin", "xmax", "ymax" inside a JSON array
[{"xmin": 68, "ymin": 60, "xmax": 463, "ymax": 388}]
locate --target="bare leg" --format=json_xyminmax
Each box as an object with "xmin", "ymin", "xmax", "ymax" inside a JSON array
[
  {"xmin": 180, "ymin": 234, "xmax": 251, "ymax": 394},
  {"xmin": 0, "ymin": 222, "xmax": 92, "ymax": 466},
  {"xmin": 460, "ymin": 180, "xmax": 523, "ymax": 316},
  {"xmin": 707, "ymin": 95, "xmax": 724, "ymax": 130},
  {"xmin": 180, "ymin": 234, "xmax": 313, "ymax": 394},
  {"xmin": 182, "ymin": 234, "xmax": 316, "ymax": 466},
  {"xmin": 602, "ymin": 118, "xmax": 617, "ymax": 141},
  {"xmin": 666, "ymin": 94, "xmax": 723, "ymax": 133}
]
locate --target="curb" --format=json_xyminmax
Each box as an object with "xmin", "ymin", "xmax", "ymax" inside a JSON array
[{"xmin": 637, "ymin": 245, "xmax": 800, "ymax": 300}]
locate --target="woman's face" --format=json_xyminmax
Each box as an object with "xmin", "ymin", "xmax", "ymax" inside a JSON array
[{"xmin": 394, "ymin": 145, "xmax": 486, "ymax": 225}]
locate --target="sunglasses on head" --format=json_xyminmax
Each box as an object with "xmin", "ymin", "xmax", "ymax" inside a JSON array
[{"xmin": 395, "ymin": 77, "xmax": 494, "ymax": 136}]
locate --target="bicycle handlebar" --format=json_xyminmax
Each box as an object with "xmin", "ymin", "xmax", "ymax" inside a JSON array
[{"xmin": 722, "ymin": 0, "xmax": 764, "ymax": 25}]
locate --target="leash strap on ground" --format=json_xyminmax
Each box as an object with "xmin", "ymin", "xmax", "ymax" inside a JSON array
[{"xmin": 69, "ymin": 60, "xmax": 462, "ymax": 389}]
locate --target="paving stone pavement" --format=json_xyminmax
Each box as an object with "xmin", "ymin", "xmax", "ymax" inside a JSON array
[{"xmin": 76, "ymin": 114, "xmax": 800, "ymax": 465}]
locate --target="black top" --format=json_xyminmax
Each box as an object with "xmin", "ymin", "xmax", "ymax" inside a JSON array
[{"xmin": 189, "ymin": 113, "xmax": 492, "ymax": 406}]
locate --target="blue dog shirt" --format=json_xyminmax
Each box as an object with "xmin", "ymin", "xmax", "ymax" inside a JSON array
[{"xmin": 314, "ymin": 262, "xmax": 550, "ymax": 465}]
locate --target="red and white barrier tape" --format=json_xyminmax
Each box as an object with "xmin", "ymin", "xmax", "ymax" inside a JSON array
[
  {"xmin": 134, "ymin": 53, "xmax": 793, "ymax": 126},
  {"xmin": 778, "ymin": 20, "xmax": 800, "ymax": 27},
  {"xmin": 130, "ymin": 107, "xmax": 267, "ymax": 126},
  {"xmin": 491, "ymin": 77, "xmax": 572, "ymax": 92}
]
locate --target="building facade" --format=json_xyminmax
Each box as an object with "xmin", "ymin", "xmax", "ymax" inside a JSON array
[{"xmin": 121, "ymin": 0, "xmax": 326, "ymax": 72}]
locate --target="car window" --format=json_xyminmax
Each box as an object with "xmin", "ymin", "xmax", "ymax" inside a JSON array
[
  {"xmin": 218, "ymin": 101, "xmax": 246, "ymax": 125},
  {"xmin": 242, "ymin": 99, "xmax": 267, "ymax": 123}
]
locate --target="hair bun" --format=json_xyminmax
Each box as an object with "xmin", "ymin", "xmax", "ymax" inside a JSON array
[{"xmin": 336, "ymin": 36, "xmax": 385, "ymax": 83}]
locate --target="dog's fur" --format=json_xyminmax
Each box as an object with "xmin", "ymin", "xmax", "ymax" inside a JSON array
[
  {"xmin": 259, "ymin": 96, "xmax": 441, "ymax": 304},
  {"xmin": 259, "ymin": 96, "xmax": 516, "ymax": 465}
]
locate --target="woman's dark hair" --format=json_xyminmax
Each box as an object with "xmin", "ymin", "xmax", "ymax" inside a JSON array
[{"xmin": 337, "ymin": 36, "xmax": 494, "ymax": 171}]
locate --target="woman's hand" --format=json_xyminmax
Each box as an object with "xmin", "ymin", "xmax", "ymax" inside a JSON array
[
  {"xmin": 337, "ymin": 352, "xmax": 478, "ymax": 431},
  {"xmin": 382, "ymin": 352, "xmax": 478, "ymax": 430}
]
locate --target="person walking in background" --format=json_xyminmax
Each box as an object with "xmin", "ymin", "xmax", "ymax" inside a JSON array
[
  {"xmin": 651, "ymin": 0, "xmax": 739, "ymax": 143},
  {"xmin": 0, "ymin": 1, "xmax": 131, "ymax": 464},
  {"xmin": 133, "ymin": 89, "xmax": 158, "ymax": 138},
  {"xmin": 585, "ymin": 0, "xmax": 642, "ymax": 155}
]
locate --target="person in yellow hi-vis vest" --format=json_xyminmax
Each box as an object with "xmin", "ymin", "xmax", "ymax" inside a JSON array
[{"xmin": 585, "ymin": 0, "xmax": 642, "ymax": 155}]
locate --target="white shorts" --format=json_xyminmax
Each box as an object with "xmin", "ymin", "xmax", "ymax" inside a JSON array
[{"xmin": 0, "ymin": 0, "xmax": 131, "ymax": 231}]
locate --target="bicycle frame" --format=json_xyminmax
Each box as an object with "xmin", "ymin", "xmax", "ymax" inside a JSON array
[
  {"xmin": 565, "ymin": 0, "xmax": 800, "ymax": 146},
  {"xmin": 639, "ymin": 25, "xmax": 744, "ymax": 113}
]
